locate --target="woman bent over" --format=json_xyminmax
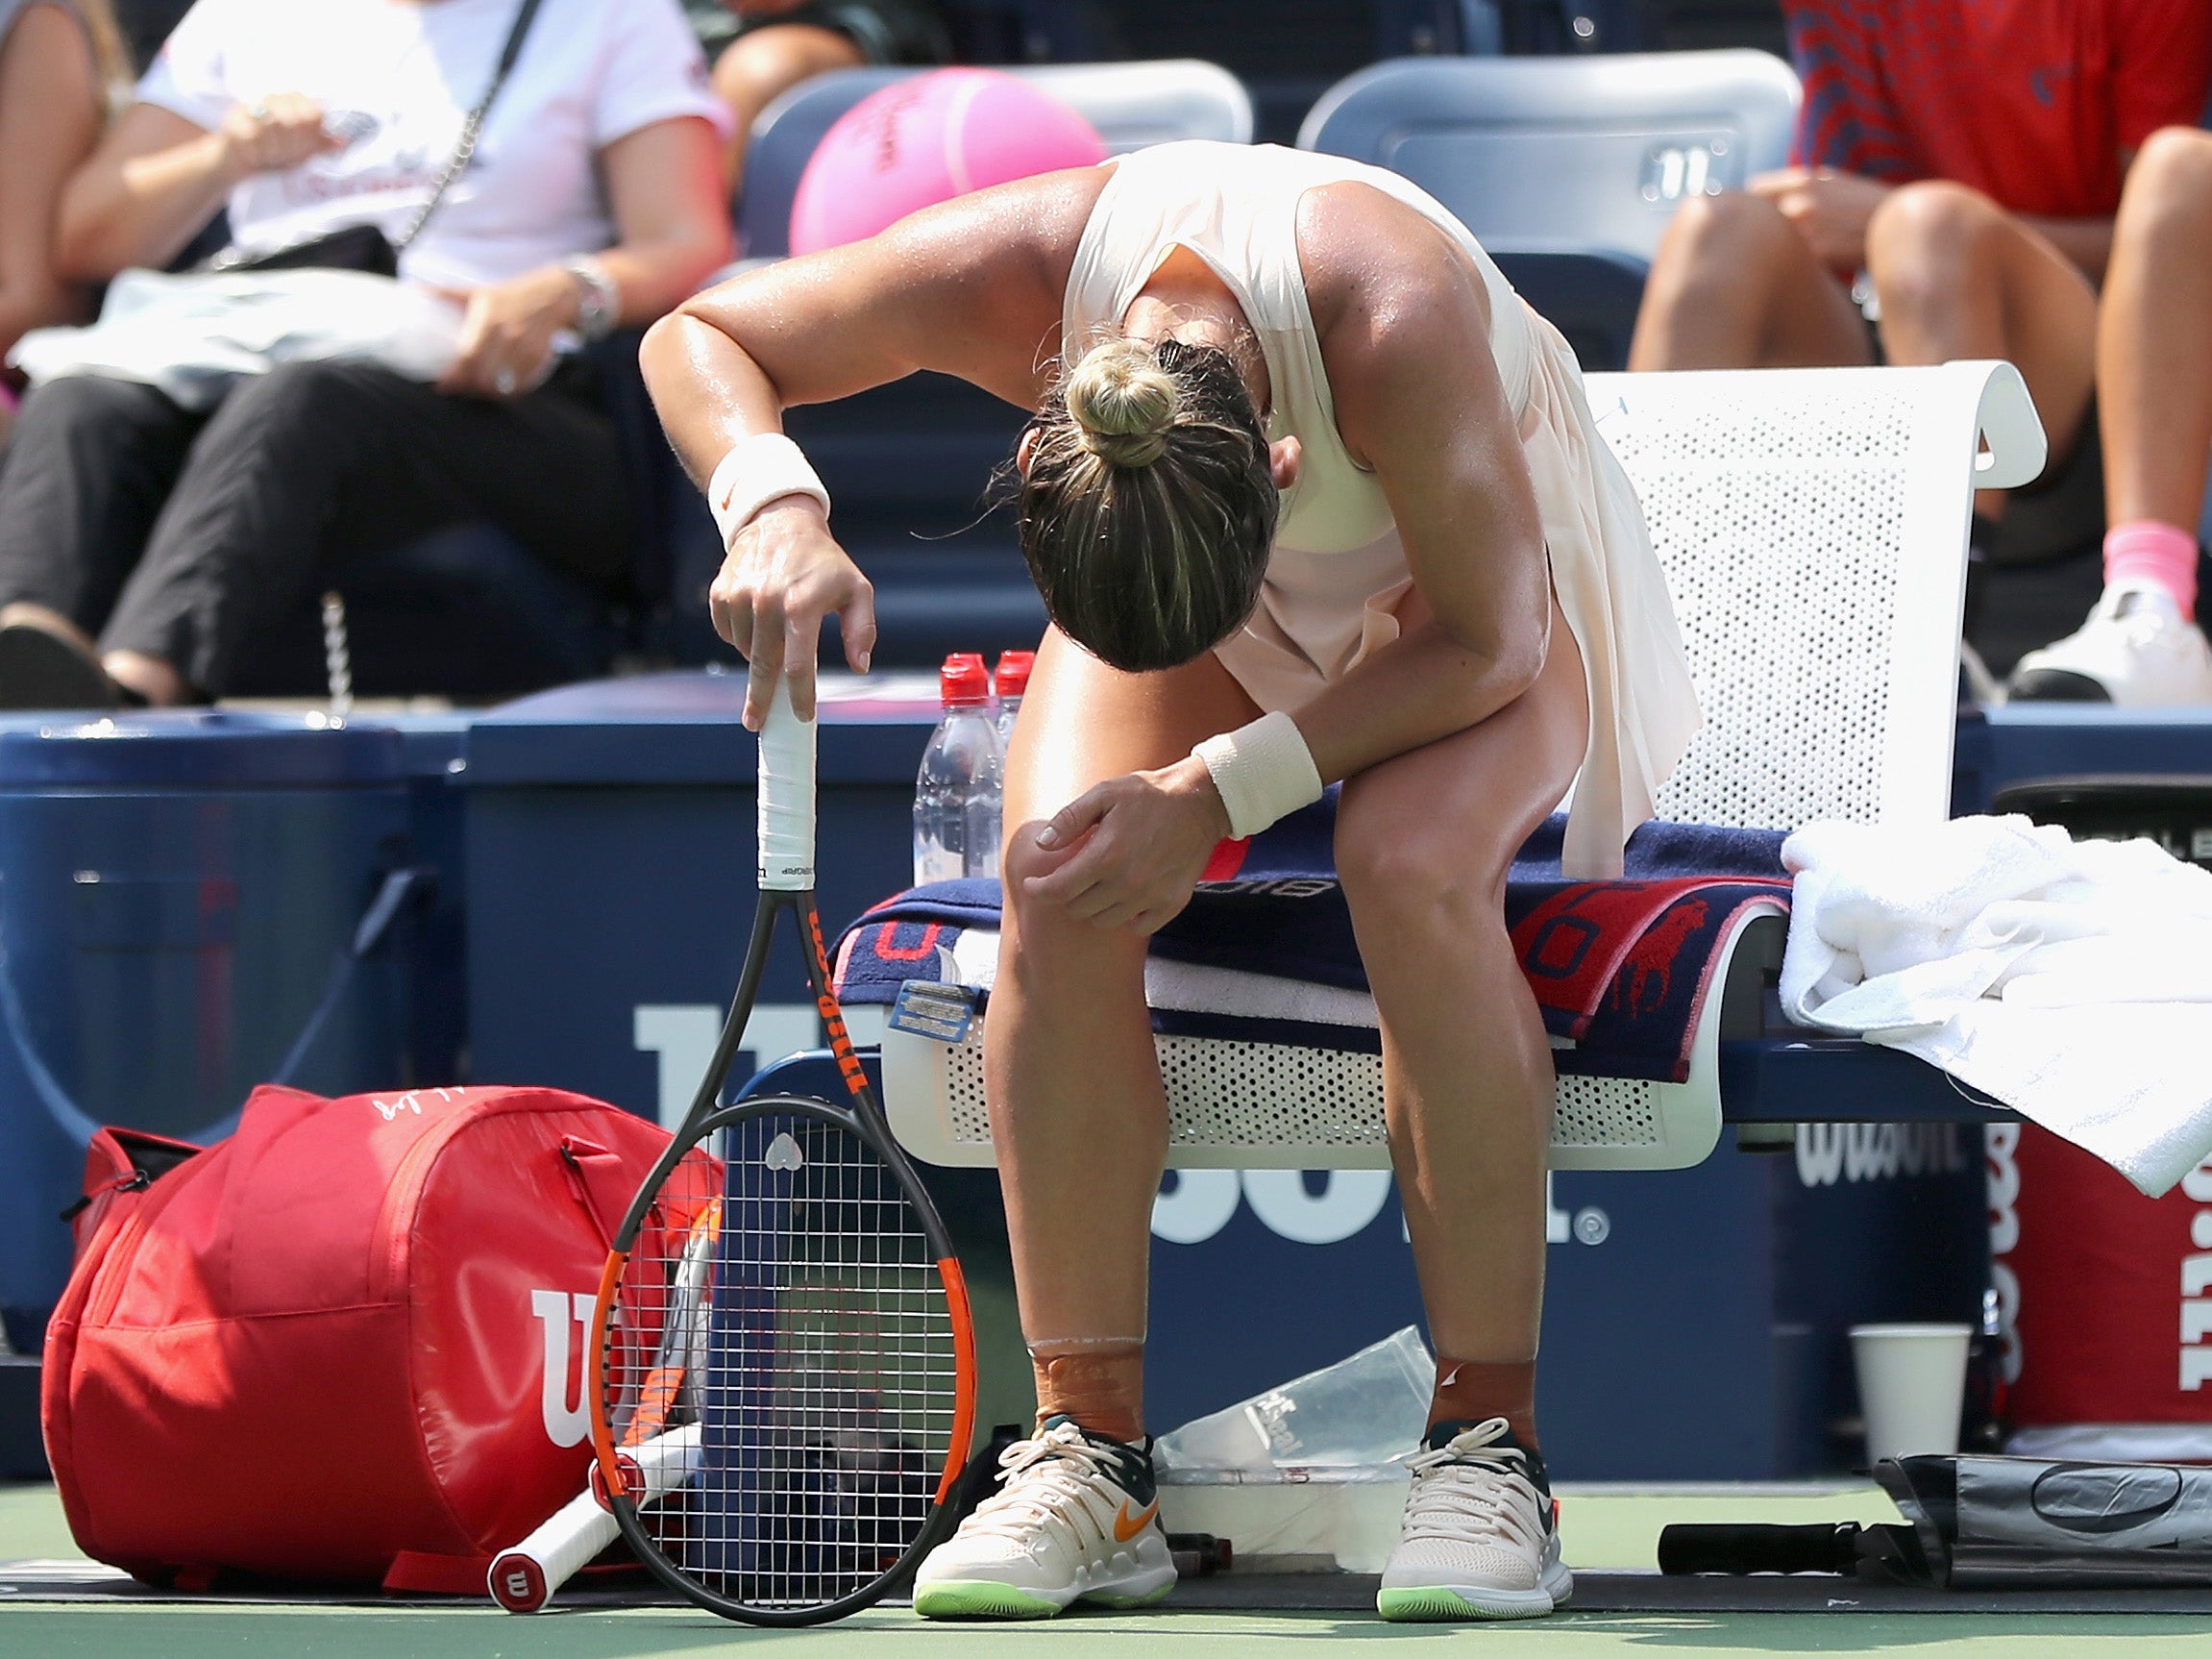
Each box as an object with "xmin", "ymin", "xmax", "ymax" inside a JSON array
[{"xmin": 642, "ymin": 139, "xmax": 1699, "ymax": 1622}]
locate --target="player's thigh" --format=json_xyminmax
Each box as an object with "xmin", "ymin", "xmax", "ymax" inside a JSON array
[
  {"xmin": 1003, "ymin": 625, "xmax": 1261, "ymax": 830},
  {"xmin": 1335, "ymin": 596, "xmax": 1587, "ymax": 922}
]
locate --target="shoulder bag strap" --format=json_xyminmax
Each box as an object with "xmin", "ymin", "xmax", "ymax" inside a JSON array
[{"xmin": 391, "ymin": 0, "xmax": 549, "ymax": 253}]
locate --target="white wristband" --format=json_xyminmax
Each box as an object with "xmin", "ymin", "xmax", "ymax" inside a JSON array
[
  {"xmin": 1192, "ymin": 711, "xmax": 1324, "ymax": 841},
  {"xmin": 706, "ymin": 433, "xmax": 830, "ymax": 551}
]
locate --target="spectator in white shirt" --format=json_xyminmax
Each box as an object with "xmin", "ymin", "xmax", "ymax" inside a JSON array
[{"xmin": 0, "ymin": 0, "xmax": 732, "ymax": 708}]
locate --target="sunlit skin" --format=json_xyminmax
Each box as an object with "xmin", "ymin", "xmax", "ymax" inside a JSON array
[
  {"xmin": 642, "ymin": 165, "xmax": 1592, "ymax": 1421},
  {"xmin": 2098, "ymin": 127, "xmax": 2212, "ymax": 532},
  {"xmin": 1630, "ymin": 163, "xmax": 2123, "ymax": 517},
  {"xmin": 0, "ymin": 2, "xmax": 108, "ymax": 448}
]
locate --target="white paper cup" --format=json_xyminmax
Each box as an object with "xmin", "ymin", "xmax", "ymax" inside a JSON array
[{"xmin": 1850, "ymin": 1323, "xmax": 1974, "ymax": 1464}]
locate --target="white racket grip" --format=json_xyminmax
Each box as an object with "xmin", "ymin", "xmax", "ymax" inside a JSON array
[
  {"xmin": 488, "ymin": 1426, "xmax": 703, "ymax": 1614},
  {"xmin": 757, "ymin": 679, "xmax": 816, "ymax": 890},
  {"xmin": 489, "ymin": 1490, "xmax": 617, "ymax": 1613}
]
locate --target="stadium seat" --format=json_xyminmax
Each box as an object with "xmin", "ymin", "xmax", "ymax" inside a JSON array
[
  {"xmin": 880, "ymin": 361, "xmax": 2048, "ymax": 1172},
  {"xmin": 1297, "ymin": 50, "xmax": 1800, "ymax": 368},
  {"xmin": 739, "ymin": 60, "xmax": 1256, "ymax": 260}
]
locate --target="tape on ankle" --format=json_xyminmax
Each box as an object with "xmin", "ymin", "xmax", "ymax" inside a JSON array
[
  {"xmin": 1029, "ymin": 1339, "xmax": 1145, "ymax": 1443},
  {"xmin": 2104, "ymin": 520, "xmax": 2199, "ymax": 619},
  {"xmin": 1192, "ymin": 711, "xmax": 1323, "ymax": 841},
  {"xmin": 706, "ymin": 433, "xmax": 830, "ymax": 553},
  {"xmin": 1431, "ymin": 1356, "xmax": 1538, "ymax": 1441}
]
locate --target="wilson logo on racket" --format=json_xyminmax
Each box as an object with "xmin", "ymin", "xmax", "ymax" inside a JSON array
[{"xmin": 763, "ymin": 1132, "xmax": 805, "ymax": 1172}]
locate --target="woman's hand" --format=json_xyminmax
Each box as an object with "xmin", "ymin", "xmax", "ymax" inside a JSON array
[
  {"xmin": 710, "ymin": 498, "xmax": 877, "ymax": 727},
  {"xmin": 1747, "ymin": 167, "xmax": 1892, "ymax": 272},
  {"xmin": 216, "ymin": 94, "xmax": 348, "ymax": 181},
  {"xmin": 436, "ymin": 267, "xmax": 581, "ymax": 400},
  {"xmin": 1021, "ymin": 757, "xmax": 1233, "ymax": 935}
]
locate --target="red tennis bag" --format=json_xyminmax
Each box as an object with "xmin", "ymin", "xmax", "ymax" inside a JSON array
[{"xmin": 41, "ymin": 1083, "xmax": 669, "ymax": 1591}]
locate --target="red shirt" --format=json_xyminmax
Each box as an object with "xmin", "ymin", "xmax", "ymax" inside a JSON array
[{"xmin": 1785, "ymin": 1, "xmax": 2212, "ymax": 218}]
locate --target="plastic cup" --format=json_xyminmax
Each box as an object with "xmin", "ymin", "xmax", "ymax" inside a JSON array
[{"xmin": 1850, "ymin": 1323, "xmax": 1974, "ymax": 1464}]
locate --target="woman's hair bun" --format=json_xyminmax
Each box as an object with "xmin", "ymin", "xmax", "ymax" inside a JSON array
[{"xmin": 1064, "ymin": 336, "xmax": 1177, "ymax": 469}]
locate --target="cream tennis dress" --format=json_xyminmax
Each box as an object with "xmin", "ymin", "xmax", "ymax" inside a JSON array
[{"xmin": 1063, "ymin": 141, "xmax": 1700, "ymax": 879}]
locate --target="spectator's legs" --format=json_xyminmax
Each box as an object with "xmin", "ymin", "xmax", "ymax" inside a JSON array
[
  {"xmin": 0, "ymin": 376, "xmax": 203, "ymax": 633},
  {"xmin": 713, "ymin": 24, "xmax": 865, "ymax": 195},
  {"xmin": 2005, "ymin": 129, "xmax": 2212, "ymax": 705},
  {"xmin": 99, "ymin": 359, "xmax": 629, "ymax": 702},
  {"xmin": 1866, "ymin": 181, "xmax": 2098, "ymax": 507},
  {"xmin": 2101, "ymin": 128, "xmax": 2212, "ymax": 568},
  {"xmin": 1629, "ymin": 192, "xmax": 1872, "ymax": 371}
]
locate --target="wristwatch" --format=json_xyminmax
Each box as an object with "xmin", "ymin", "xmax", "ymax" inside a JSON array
[{"xmin": 559, "ymin": 255, "xmax": 620, "ymax": 341}]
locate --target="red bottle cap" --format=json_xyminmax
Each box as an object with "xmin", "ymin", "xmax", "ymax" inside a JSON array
[
  {"xmin": 994, "ymin": 650, "xmax": 1035, "ymax": 700},
  {"xmin": 940, "ymin": 653, "xmax": 990, "ymax": 708}
]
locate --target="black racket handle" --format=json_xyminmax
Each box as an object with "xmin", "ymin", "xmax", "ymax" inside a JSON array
[{"xmin": 1658, "ymin": 1523, "xmax": 1861, "ymax": 1576}]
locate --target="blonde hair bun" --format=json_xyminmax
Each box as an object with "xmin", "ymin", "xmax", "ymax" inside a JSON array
[{"xmin": 1064, "ymin": 337, "xmax": 1177, "ymax": 469}]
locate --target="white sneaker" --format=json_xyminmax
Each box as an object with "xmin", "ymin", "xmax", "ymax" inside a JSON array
[
  {"xmin": 1377, "ymin": 1418, "xmax": 1571, "ymax": 1621},
  {"xmin": 911, "ymin": 1418, "xmax": 1176, "ymax": 1619},
  {"xmin": 2008, "ymin": 582, "xmax": 2212, "ymax": 706}
]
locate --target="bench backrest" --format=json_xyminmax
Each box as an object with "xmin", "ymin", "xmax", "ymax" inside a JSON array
[{"xmin": 1585, "ymin": 363, "xmax": 2044, "ymax": 831}]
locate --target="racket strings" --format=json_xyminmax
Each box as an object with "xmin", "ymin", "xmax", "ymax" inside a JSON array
[{"xmin": 601, "ymin": 1105, "xmax": 958, "ymax": 1611}]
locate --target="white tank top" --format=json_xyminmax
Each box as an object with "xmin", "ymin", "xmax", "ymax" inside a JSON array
[{"xmin": 1060, "ymin": 140, "xmax": 1700, "ymax": 877}]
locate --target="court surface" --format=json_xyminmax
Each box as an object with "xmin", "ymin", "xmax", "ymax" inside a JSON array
[{"xmin": 7, "ymin": 1480, "xmax": 2210, "ymax": 1657}]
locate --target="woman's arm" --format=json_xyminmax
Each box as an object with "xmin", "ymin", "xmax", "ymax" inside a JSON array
[
  {"xmin": 636, "ymin": 167, "xmax": 1098, "ymax": 722},
  {"xmin": 1024, "ymin": 188, "xmax": 1555, "ymax": 932},
  {"xmin": 0, "ymin": 6, "xmax": 105, "ymax": 349},
  {"xmin": 436, "ymin": 114, "xmax": 734, "ymax": 397},
  {"xmin": 1290, "ymin": 184, "xmax": 1554, "ymax": 784},
  {"xmin": 57, "ymin": 96, "xmax": 347, "ymax": 281}
]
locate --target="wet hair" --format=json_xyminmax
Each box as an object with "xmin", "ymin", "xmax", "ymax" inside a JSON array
[{"xmin": 1016, "ymin": 334, "xmax": 1277, "ymax": 673}]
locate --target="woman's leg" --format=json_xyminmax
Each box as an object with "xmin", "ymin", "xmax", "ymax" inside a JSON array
[
  {"xmin": 1629, "ymin": 191, "xmax": 1873, "ymax": 372},
  {"xmin": 989, "ymin": 625, "xmax": 1260, "ymax": 1441},
  {"xmin": 1334, "ymin": 597, "xmax": 1588, "ymax": 1446},
  {"xmin": 1865, "ymin": 181, "xmax": 2098, "ymax": 512},
  {"xmin": 97, "ymin": 359, "xmax": 630, "ymax": 701},
  {"xmin": 0, "ymin": 375, "xmax": 203, "ymax": 631},
  {"xmin": 2101, "ymin": 128, "xmax": 2212, "ymax": 548}
]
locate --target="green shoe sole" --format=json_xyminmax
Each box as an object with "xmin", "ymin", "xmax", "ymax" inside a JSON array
[
  {"xmin": 913, "ymin": 1581, "xmax": 1065, "ymax": 1620},
  {"xmin": 1375, "ymin": 1586, "xmax": 1552, "ymax": 1622},
  {"xmin": 1083, "ymin": 1580, "xmax": 1177, "ymax": 1610}
]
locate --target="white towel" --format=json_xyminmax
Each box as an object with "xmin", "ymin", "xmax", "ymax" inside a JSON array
[{"xmin": 1780, "ymin": 815, "xmax": 2212, "ymax": 1197}]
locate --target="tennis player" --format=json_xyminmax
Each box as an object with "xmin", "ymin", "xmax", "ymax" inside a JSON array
[{"xmin": 641, "ymin": 138, "xmax": 1699, "ymax": 1622}]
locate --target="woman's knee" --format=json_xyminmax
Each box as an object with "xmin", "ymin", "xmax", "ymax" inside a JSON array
[
  {"xmin": 200, "ymin": 359, "xmax": 394, "ymax": 447},
  {"xmin": 15, "ymin": 374, "xmax": 166, "ymax": 440},
  {"xmin": 1866, "ymin": 180, "xmax": 2005, "ymax": 307},
  {"xmin": 2119, "ymin": 126, "xmax": 2212, "ymax": 245},
  {"xmin": 1335, "ymin": 818, "xmax": 1498, "ymax": 944},
  {"xmin": 1648, "ymin": 190, "xmax": 1800, "ymax": 289},
  {"xmin": 714, "ymin": 24, "xmax": 862, "ymax": 120}
]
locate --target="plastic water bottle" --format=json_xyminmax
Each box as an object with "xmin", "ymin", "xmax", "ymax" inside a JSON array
[
  {"xmin": 913, "ymin": 653, "xmax": 1002, "ymax": 884},
  {"xmin": 993, "ymin": 649, "xmax": 1034, "ymax": 753}
]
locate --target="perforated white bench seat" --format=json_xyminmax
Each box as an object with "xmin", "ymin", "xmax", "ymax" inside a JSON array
[{"xmin": 874, "ymin": 364, "xmax": 2045, "ymax": 1174}]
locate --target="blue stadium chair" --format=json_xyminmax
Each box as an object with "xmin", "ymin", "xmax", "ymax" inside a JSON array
[
  {"xmin": 739, "ymin": 60, "xmax": 1255, "ymax": 259},
  {"xmin": 1297, "ymin": 50, "xmax": 1800, "ymax": 369}
]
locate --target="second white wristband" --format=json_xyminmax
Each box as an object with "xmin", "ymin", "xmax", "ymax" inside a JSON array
[
  {"xmin": 706, "ymin": 432, "xmax": 831, "ymax": 551},
  {"xmin": 1192, "ymin": 710, "xmax": 1324, "ymax": 841}
]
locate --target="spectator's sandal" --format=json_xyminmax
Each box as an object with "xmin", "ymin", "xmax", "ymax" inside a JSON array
[{"xmin": 0, "ymin": 605, "xmax": 126, "ymax": 711}]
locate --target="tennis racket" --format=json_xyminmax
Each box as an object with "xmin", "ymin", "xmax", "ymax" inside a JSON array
[
  {"xmin": 490, "ymin": 1202, "xmax": 723, "ymax": 1613},
  {"xmin": 587, "ymin": 681, "xmax": 978, "ymax": 1626}
]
